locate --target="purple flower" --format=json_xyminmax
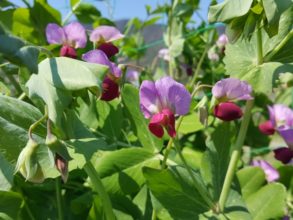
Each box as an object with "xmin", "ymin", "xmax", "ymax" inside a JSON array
[
  {"xmin": 82, "ymin": 50, "xmax": 121, "ymax": 101},
  {"xmin": 278, "ymin": 126, "xmax": 293, "ymax": 150},
  {"xmin": 158, "ymin": 48, "xmax": 170, "ymax": 61},
  {"xmin": 251, "ymin": 160, "xmax": 279, "ymax": 182},
  {"xmin": 139, "ymin": 76, "xmax": 191, "ymax": 138},
  {"xmin": 46, "ymin": 22, "xmax": 87, "ymax": 58},
  {"xmin": 90, "ymin": 26, "xmax": 124, "ymax": 43},
  {"xmin": 212, "ymin": 78, "xmax": 253, "ymax": 121},
  {"xmin": 268, "ymin": 104, "xmax": 293, "ymax": 128},
  {"xmin": 273, "ymin": 147, "xmax": 293, "ymax": 164},
  {"xmin": 216, "ymin": 34, "xmax": 229, "ymax": 48},
  {"xmin": 89, "ymin": 26, "xmax": 123, "ymax": 58},
  {"xmin": 212, "ymin": 78, "xmax": 253, "ymax": 102}
]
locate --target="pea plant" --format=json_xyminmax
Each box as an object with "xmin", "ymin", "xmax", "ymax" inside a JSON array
[{"xmin": 0, "ymin": 0, "xmax": 292, "ymax": 219}]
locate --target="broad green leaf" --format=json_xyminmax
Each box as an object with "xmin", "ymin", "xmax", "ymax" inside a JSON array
[
  {"xmin": 73, "ymin": 3, "xmax": 101, "ymax": 24},
  {"xmin": 0, "ymin": 191, "xmax": 23, "ymax": 220},
  {"xmin": 0, "ymin": 153, "xmax": 14, "ymax": 191},
  {"xmin": 246, "ymin": 183, "xmax": 286, "ymax": 220},
  {"xmin": 278, "ymin": 165, "xmax": 293, "ymax": 189},
  {"xmin": 178, "ymin": 113, "xmax": 209, "ymax": 135},
  {"xmin": 121, "ymin": 85, "xmax": 163, "ymax": 152},
  {"xmin": 169, "ymin": 38, "xmax": 185, "ymax": 58},
  {"xmin": 26, "ymin": 57, "xmax": 108, "ymax": 128},
  {"xmin": 200, "ymin": 123, "xmax": 235, "ymax": 201},
  {"xmin": 132, "ymin": 186, "xmax": 153, "ymax": 220},
  {"xmin": 237, "ymin": 167, "xmax": 266, "ymax": 199},
  {"xmin": 208, "ymin": 0, "xmax": 253, "ymax": 23},
  {"xmin": 0, "ymin": 81, "xmax": 10, "ymax": 96},
  {"xmin": 0, "ymin": 33, "xmax": 39, "ymax": 73},
  {"xmin": 143, "ymin": 166, "xmax": 210, "ymax": 220},
  {"xmin": 262, "ymin": 0, "xmax": 292, "ymax": 37}
]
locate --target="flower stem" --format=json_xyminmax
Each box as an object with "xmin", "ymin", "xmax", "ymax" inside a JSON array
[
  {"xmin": 55, "ymin": 178, "xmax": 64, "ymax": 220},
  {"xmin": 84, "ymin": 161, "xmax": 116, "ymax": 220},
  {"xmin": 28, "ymin": 106, "xmax": 48, "ymax": 139},
  {"xmin": 62, "ymin": 0, "xmax": 84, "ymax": 25},
  {"xmin": 256, "ymin": 22, "xmax": 263, "ymax": 65},
  {"xmin": 218, "ymin": 100, "xmax": 254, "ymax": 211}
]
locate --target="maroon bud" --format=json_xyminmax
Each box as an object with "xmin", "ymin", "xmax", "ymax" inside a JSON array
[
  {"xmin": 55, "ymin": 154, "xmax": 68, "ymax": 183},
  {"xmin": 273, "ymin": 147, "xmax": 293, "ymax": 164},
  {"xmin": 258, "ymin": 121, "xmax": 275, "ymax": 135},
  {"xmin": 214, "ymin": 102, "xmax": 243, "ymax": 121},
  {"xmin": 186, "ymin": 66, "xmax": 193, "ymax": 76},
  {"xmin": 100, "ymin": 76, "xmax": 120, "ymax": 101},
  {"xmin": 60, "ymin": 45, "xmax": 77, "ymax": 59},
  {"xmin": 98, "ymin": 43, "xmax": 119, "ymax": 58}
]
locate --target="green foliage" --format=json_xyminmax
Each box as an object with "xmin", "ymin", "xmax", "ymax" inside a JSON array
[{"xmin": 0, "ymin": 191, "xmax": 23, "ymax": 219}]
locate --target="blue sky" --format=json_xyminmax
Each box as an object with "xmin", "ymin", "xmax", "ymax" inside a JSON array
[{"xmin": 10, "ymin": 0, "xmax": 211, "ymax": 24}]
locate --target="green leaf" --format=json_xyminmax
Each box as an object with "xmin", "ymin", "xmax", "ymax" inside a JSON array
[
  {"xmin": 200, "ymin": 123, "xmax": 235, "ymax": 201},
  {"xmin": 246, "ymin": 183, "xmax": 286, "ymax": 220},
  {"xmin": 237, "ymin": 167, "xmax": 266, "ymax": 199},
  {"xmin": 143, "ymin": 166, "xmax": 210, "ymax": 220},
  {"xmin": 169, "ymin": 38, "xmax": 185, "ymax": 58},
  {"xmin": 0, "ymin": 153, "xmax": 14, "ymax": 191},
  {"xmin": 26, "ymin": 57, "xmax": 108, "ymax": 128},
  {"xmin": 0, "ymin": 191, "xmax": 23, "ymax": 220},
  {"xmin": 121, "ymin": 85, "xmax": 163, "ymax": 152},
  {"xmin": 73, "ymin": 3, "xmax": 101, "ymax": 24},
  {"xmin": 262, "ymin": 0, "xmax": 292, "ymax": 37},
  {"xmin": 178, "ymin": 113, "xmax": 208, "ymax": 135},
  {"xmin": 208, "ymin": 0, "xmax": 253, "ymax": 23}
]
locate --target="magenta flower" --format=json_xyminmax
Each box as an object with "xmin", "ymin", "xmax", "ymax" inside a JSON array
[
  {"xmin": 139, "ymin": 77, "xmax": 191, "ymax": 138},
  {"xmin": 82, "ymin": 50, "xmax": 121, "ymax": 101},
  {"xmin": 259, "ymin": 104, "xmax": 293, "ymax": 136},
  {"xmin": 251, "ymin": 160, "xmax": 279, "ymax": 182},
  {"xmin": 46, "ymin": 22, "xmax": 87, "ymax": 58},
  {"xmin": 212, "ymin": 78, "xmax": 252, "ymax": 121},
  {"xmin": 90, "ymin": 26, "xmax": 124, "ymax": 58},
  {"xmin": 273, "ymin": 147, "xmax": 293, "ymax": 164}
]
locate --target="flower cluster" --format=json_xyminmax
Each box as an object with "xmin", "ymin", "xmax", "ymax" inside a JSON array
[
  {"xmin": 259, "ymin": 104, "xmax": 293, "ymax": 164},
  {"xmin": 46, "ymin": 22, "xmax": 124, "ymax": 101},
  {"xmin": 212, "ymin": 78, "xmax": 253, "ymax": 121}
]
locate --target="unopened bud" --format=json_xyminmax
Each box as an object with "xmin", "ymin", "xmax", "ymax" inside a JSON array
[
  {"xmin": 214, "ymin": 102, "xmax": 243, "ymax": 121},
  {"xmin": 55, "ymin": 154, "xmax": 68, "ymax": 183}
]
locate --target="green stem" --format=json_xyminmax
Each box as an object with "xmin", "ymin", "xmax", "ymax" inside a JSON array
[
  {"xmin": 62, "ymin": 0, "xmax": 83, "ymax": 25},
  {"xmin": 18, "ymin": 92, "xmax": 26, "ymax": 100},
  {"xmin": 189, "ymin": 46, "xmax": 209, "ymax": 87},
  {"xmin": 264, "ymin": 30, "xmax": 293, "ymax": 62},
  {"xmin": 174, "ymin": 141, "xmax": 214, "ymax": 208},
  {"xmin": 84, "ymin": 161, "xmax": 116, "ymax": 220},
  {"xmin": 218, "ymin": 100, "xmax": 254, "ymax": 211},
  {"xmin": 0, "ymin": 62, "xmax": 10, "ymax": 68},
  {"xmin": 256, "ymin": 22, "xmax": 263, "ymax": 65},
  {"xmin": 28, "ymin": 106, "xmax": 48, "ymax": 139},
  {"xmin": 55, "ymin": 178, "xmax": 64, "ymax": 220}
]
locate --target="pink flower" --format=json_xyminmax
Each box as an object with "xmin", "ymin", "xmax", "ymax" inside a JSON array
[
  {"xmin": 139, "ymin": 77, "xmax": 191, "ymax": 138},
  {"xmin": 251, "ymin": 160, "xmax": 279, "ymax": 182},
  {"xmin": 46, "ymin": 22, "xmax": 87, "ymax": 58}
]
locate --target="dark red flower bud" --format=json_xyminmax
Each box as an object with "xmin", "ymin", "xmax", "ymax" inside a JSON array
[
  {"xmin": 273, "ymin": 147, "xmax": 293, "ymax": 164},
  {"xmin": 98, "ymin": 43, "xmax": 119, "ymax": 58},
  {"xmin": 258, "ymin": 120, "xmax": 275, "ymax": 135},
  {"xmin": 60, "ymin": 45, "xmax": 77, "ymax": 59},
  {"xmin": 214, "ymin": 102, "xmax": 243, "ymax": 121},
  {"xmin": 100, "ymin": 76, "xmax": 120, "ymax": 101},
  {"xmin": 55, "ymin": 154, "xmax": 68, "ymax": 183}
]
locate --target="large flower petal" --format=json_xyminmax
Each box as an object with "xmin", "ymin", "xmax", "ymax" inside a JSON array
[
  {"xmin": 278, "ymin": 126, "xmax": 293, "ymax": 150},
  {"xmin": 212, "ymin": 78, "xmax": 253, "ymax": 101},
  {"xmin": 63, "ymin": 22, "xmax": 87, "ymax": 48},
  {"xmin": 82, "ymin": 49, "xmax": 113, "ymax": 72},
  {"xmin": 155, "ymin": 76, "xmax": 191, "ymax": 115},
  {"xmin": 46, "ymin": 23, "xmax": 65, "ymax": 45},
  {"xmin": 90, "ymin": 26, "xmax": 124, "ymax": 43},
  {"xmin": 139, "ymin": 80, "xmax": 160, "ymax": 118},
  {"xmin": 268, "ymin": 104, "xmax": 293, "ymax": 127},
  {"xmin": 252, "ymin": 160, "xmax": 279, "ymax": 182}
]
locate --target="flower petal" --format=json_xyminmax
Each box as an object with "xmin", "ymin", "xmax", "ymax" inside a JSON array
[
  {"xmin": 268, "ymin": 104, "xmax": 293, "ymax": 127},
  {"xmin": 258, "ymin": 120, "xmax": 275, "ymax": 135},
  {"xmin": 252, "ymin": 160, "xmax": 279, "ymax": 182},
  {"xmin": 139, "ymin": 80, "xmax": 160, "ymax": 118},
  {"xmin": 155, "ymin": 76, "xmax": 191, "ymax": 115},
  {"xmin": 90, "ymin": 26, "xmax": 124, "ymax": 43},
  {"xmin": 63, "ymin": 22, "xmax": 87, "ymax": 48},
  {"xmin": 212, "ymin": 78, "xmax": 253, "ymax": 101},
  {"xmin": 214, "ymin": 102, "xmax": 243, "ymax": 121},
  {"xmin": 82, "ymin": 49, "xmax": 113, "ymax": 72},
  {"xmin": 278, "ymin": 126, "xmax": 293, "ymax": 150},
  {"xmin": 46, "ymin": 23, "xmax": 65, "ymax": 45},
  {"xmin": 273, "ymin": 147, "xmax": 293, "ymax": 164}
]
